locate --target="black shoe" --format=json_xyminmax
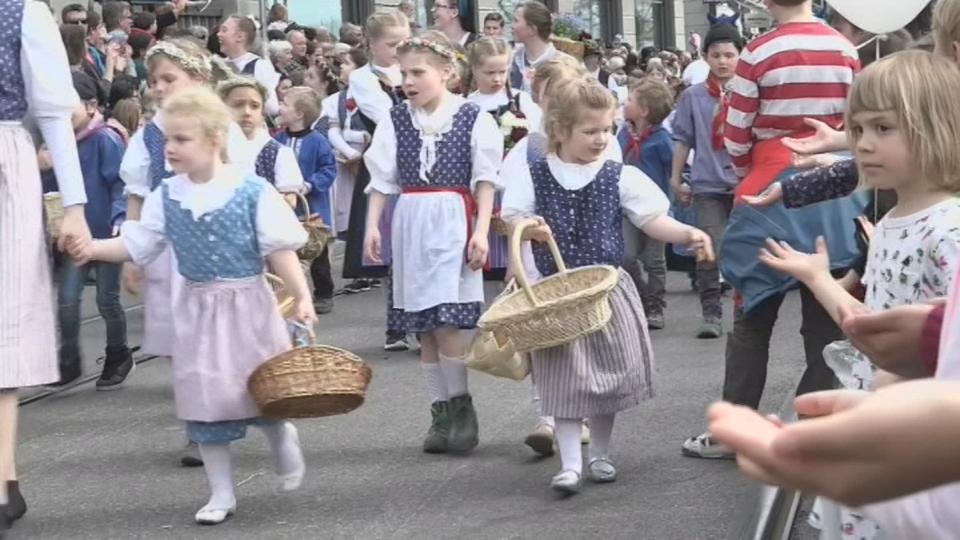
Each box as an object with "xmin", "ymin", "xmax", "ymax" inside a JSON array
[
  {"xmin": 422, "ymin": 401, "xmax": 450, "ymax": 454},
  {"xmin": 341, "ymin": 279, "xmax": 372, "ymax": 294},
  {"xmin": 369, "ymin": 279, "xmax": 383, "ymax": 289},
  {"xmin": 96, "ymin": 346, "xmax": 134, "ymax": 391},
  {"xmin": 47, "ymin": 351, "xmax": 83, "ymax": 388},
  {"xmin": 181, "ymin": 441, "xmax": 204, "ymax": 467},
  {"xmin": 2, "ymin": 481, "xmax": 26, "ymax": 522}
]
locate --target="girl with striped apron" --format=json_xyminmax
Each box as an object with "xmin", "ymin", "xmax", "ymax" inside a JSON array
[
  {"xmin": 0, "ymin": 0, "xmax": 92, "ymax": 526},
  {"xmin": 501, "ymin": 78, "xmax": 713, "ymax": 495}
]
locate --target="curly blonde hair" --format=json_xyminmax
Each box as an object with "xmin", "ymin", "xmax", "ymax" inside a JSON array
[
  {"xmin": 163, "ymin": 88, "xmax": 233, "ymax": 161},
  {"xmin": 544, "ymin": 78, "xmax": 616, "ymax": 153}
]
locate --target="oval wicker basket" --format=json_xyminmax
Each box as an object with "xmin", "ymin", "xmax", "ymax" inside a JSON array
[
  {"xmin": 551, "ymin": 37, "xmax": 585, "ymax": 60},
  {"xmin": 294, "ymin": 192, "xmax": 331, "ymax": 262},
  {"xmin": 249, "ymin": 332, "xmax": 372, "ymax": 419},
  {"xmin": 478, "ymin": 220, "xmax": 619, "ymax": 353},
  {"xmin": 266, "ymin": 273, "xmax": 297, "ymax": 320}
]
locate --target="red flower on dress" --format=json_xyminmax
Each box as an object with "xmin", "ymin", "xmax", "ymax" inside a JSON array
[{"xmin": 345, "ymin": 98, "xmax": 358, "ymax": 112}]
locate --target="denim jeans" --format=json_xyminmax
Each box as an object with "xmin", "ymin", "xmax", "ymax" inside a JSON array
[
  {"xmin": 693, "ymin": 193, "xmax": 734, "ymax": 321},
  {"xmin": 57, "ymin": 257, "xmax": 127, "ymax": 365},
  {"xmin": 622, "ymin": 218, "xmax": 666, "ymax": 315},
  {"xmin": 721, "ymin": 285, "xmax": 842, "ymax": 409}
]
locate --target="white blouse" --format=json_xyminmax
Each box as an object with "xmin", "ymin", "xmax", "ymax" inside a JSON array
[
  {"xmin": 364, "ymin": 93, "xmax": 504, "ymax": 195},
  {"xmin": 228, "ymin": 52, "xmax": 281, "ymax": 116},
  {"xmin": 501, "ymin": 153, "xmax": 669, "ymax": 229},
  {"xmin": 22, "ymin": 1, "xmax": 86, "ymax": 206},
  {"xmin": 120, "ymin": 165, "xmax": 307, "ymax": 267},
  {"xmin": 121, "ymin": 110, "xmax": 255, "ymax": 198},
  {"xmin": 347, "ymin": 63, "xmax": 403, "ymax": 125},
  {"xmin": 322, "ymin": 92, "xmax": 367, "ymax": 160},
  {"xmin": 248, "ymin": 130, "xmax": 304, "ymax": 194},
  {"xmin": 500, "ymin": 129, "xmax": 623, "ymax": 181},
  {"xmin": 467, "ymin": 88, "xmax": 544, "ymax": 138}
]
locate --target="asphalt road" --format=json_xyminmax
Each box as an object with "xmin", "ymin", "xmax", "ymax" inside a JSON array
[{"xmin": 11, "ymin": 266, "xmax": 818, "ymax": 540}]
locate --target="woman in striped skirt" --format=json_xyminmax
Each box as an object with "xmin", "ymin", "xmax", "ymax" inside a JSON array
[
  {"xmin": 501, "ymin": 78, "xmax": 714, "ymax": 495},
  {"xmin": 0, "ymin": 0, "xmax": 92, "ymax": 527}
]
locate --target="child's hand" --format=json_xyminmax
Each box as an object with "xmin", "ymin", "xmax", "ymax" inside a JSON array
[
  {"xmin": 759, "ymin": 236, "xmax": 831, "ymax": 285},
  {"xmin": 293, "ymin": 297, "xmax": 316, "ymax": 326},
  {"xmin": 67, "ymin": 235, "xmax": 94, "ymax": 265},
  {"xmin": 364, "ymin": 229, "xmax": 382, "ymax": 265},
  {"xmin": 518, "ymin": 218, "xmax": 552, "ymax": 243},
  {"xmin": 122, "ymin": 262, "xmax": 143, "ymax": 296},
  {"xmin": 782, "ymin": 118, "xmax": 847, "ymax": 155},
  {"xmin": 58, "ymin": 206, "xmax": 92, "ymax": 254},
  {"xmin": 793, "ymin": 152, "xmax": 840, "ymax": 171},
  {"xmin": 675, "ymin": 182, "xmax": 693, "ymax": 206},
  {"xmin": 467, "ymin": 232, "xmax": 489, "ymax": 271},
  {"xmin": 687, "ymin": 228, "xmax": 714, "ymax": 263},
  {"xmin": 837, "ymin": 303, "xmax": 934, "ymax": 379},
  {"xmin": 741, "ymin": 182, "xmax": 783, "ymax": 207},
  {"xmin": 37, "ymin": 146, "xmax": 53, "ymax": 171}
]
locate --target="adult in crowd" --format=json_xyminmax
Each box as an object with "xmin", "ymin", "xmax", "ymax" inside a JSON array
[
  {"xmin": 510, "ymin": 1, "xmax": 565, "ymax": 93},
  {"xmin": 267, "ymin": 2, "xmax": 289, "ymax": 32},
  {"xmin": 218, "ymin": 15, "xmax": 281, "ymax": 116},
  {"xmin": 61, "ymin": 3, "xmax": 86, "ymax": 25},
  {"xmin": 269, "ymin": 39, "xmax": 303, "ymax": 80},
  {"xmin": 432, "ymin": 0, "xmax": 477, "ymax": 47},
  {"xmin": 287, "ymin": 28, "xmax": 310, "ymax": 66},
  {"xmin": 483, "ymin": 12, "xmax": 505, "ymax": 37},
  {"xmin": 101, "ymin": 1, "xmax": 132, "ymax": 34},
  {"xmin": 339, "ymin": 22, "xmax": 364, "ymax": 47}
]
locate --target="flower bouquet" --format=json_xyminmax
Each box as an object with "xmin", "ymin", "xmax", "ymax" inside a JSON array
[{"xmin": 499, "ymin": 109, "xmax": 529, "ymax": 154}]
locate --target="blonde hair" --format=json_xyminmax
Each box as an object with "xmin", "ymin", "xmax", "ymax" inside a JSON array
[
  {"xmin": 285, "ymin": 86, "xmax": 322, "ymax": 127},
  {"xmin": 846, "ymin": 50, "xmax": 960, "ymax": 192},
  {"xmin": 163, "ymin": 88, "xmax": 232, "ymax": 160},
  {"xmin": 544, "ymin": 78, "xmax": 616, "ymax": 153},
  {"xmin": 365, "ymin": 9, "xmax": 409, "ymax": 40},
  {"xmin": 531, "ymin": 56, "xmax": 585, "ymax": 103},
  {"xmin": 398, "ymin": 30, "xmax": 457, "ymax": 68},
  {"xmin": 629, "ymin": 78, "xmax": 674, "ymax": 125},
  {"xmin": 934, "ymin": 0, "xmax": 960, "ymax": 57},
  {"xmin": 467, "ymin": 35, "xmax": 511, "ymax": 67},
  {"xmin": 146, "ymin": 38, "xmax": 232, "ymax": 84}
]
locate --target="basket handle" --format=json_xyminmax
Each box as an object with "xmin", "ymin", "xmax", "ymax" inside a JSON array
[
  {"xmin": 295, "ymin": 192, "xmax": 314, "ymax": 222},
  {"xmin": 288, "ymin": 321, "xmax": 319, "ymax": 346},
  {"xmin": 509, "ymin": 218, "xmax": 567, "ymax": 308},
  {"xmin": 265, "ymin": 272, "xmax": 285, "ymax": 290}
]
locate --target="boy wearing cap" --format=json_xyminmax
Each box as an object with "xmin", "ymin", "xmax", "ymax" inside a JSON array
[
  {"xmin": 670, "ymin": 24, "xmax": 742, "ymax": 340},
  {"xmin": 41, "ymin": 71, "xmax": 132, "ymax": 389}
]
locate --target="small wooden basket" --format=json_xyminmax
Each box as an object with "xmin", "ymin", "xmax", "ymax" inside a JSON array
[
  {"xmin": 249, "ymin": 327, "xmax": 372, "ymax": 419},
  {"xmin": 266, "ymin": 273, "xmax": 297, "ymax": 320},
  {"xmin": 478, "ymin": 220, "xmax": 619, "ymax": 353},
  {"xmin": 551, "ymin": 37, "xmax": 585, "ymax": 60},
  {"xmin": 294, "ymin": 193, "xmax": 331, "ymax": 262}
]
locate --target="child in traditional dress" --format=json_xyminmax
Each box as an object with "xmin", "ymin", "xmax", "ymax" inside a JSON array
[
  {"xmin": 466, "ymin": 35, "xmax": 543, "ymax": 281},
  {"xmin": 321, "ymin": 47, "xmax": 371, "ymax": 240},
  {"xmin": 363, "ymin": 31, "xmax": 503, "ymax": 454},
  {"xmin": 218, "ymin": 77, "xmax": 305, "ymax": 197},
  {"xmin": 345, "ymin": 10, "xmax": 412, "ymax": 350},
  {"xmin": 68, "ymin": 88, "xmax": 312, "ymax": 525},
  {"xmin": 501, "ymin": 78, "xmax": 713, "ymax": 494}
]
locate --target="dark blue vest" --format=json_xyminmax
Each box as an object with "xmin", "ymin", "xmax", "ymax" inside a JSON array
[
  {"xmin": 0, "ymin": 0, "xmax": 27, "ymax": 121},
  {"xmin": 391, "ymin": 101, "xmax": 479, "ymax": 188}
]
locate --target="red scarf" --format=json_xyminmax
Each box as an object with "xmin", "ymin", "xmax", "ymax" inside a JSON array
[
  {"xmin": 706, "ymin": 74, "xmax": 732, "ymax": 151},
  {"xmin": 626, "ymin": 125, "xmax": 657, "ymax": 162}
]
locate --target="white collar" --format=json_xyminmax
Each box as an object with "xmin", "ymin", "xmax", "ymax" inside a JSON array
[
  {"xmin": 249, "ymin": 129, "xmax": 274, "ymax": 152},
  {"xmin": 165, "ymin": 165, "xmax": 248, "ymax": 220},
  {"xmin": 524, "ymin": 42, "xmax": 556, "ymax": 66}
]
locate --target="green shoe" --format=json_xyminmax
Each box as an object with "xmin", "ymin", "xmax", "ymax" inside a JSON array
[
  {"xmin": 423, "ymin": 401, "xmax": 450, "ymax": 454},
  {"xmin": 447, "ymin": 394, "xmax": 479, "ymax": 453}
]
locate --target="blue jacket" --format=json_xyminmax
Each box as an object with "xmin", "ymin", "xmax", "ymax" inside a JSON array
[
  {"xmin": 274, "ymin": 128, "xmax": 337, "ymax": 226},
  {"xmin": 42, "ymin": 124, "xmax": 126, "ymax": 239},
  {"xmin": 719, "ymin": 167, "xmax": 869, "ymax": 312},
  {"xmin": 618, "ymin": 125, "xmax": 673, "ymax": 196}
]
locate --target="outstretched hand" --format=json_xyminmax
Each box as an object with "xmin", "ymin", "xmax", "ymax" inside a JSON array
[
  {"xmin": 782, "ymin": 118, "xmax": 847, "ymax": 155},
  {"xmin": 759, "ymin": 236, "xmax": 831, "ymax": 285}
]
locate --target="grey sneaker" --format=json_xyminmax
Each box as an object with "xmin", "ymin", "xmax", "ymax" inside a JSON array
[
  {"xmin": 550, "ymin": 470, "xmax": 582, "ymax": 495},
  {"xmin": 697, "ymin": 319, "xmax": 723, "ymax": 339},
  {"xmin": 681, "ymin": 432, "xmax": 735, "ymax": 460},
  {"xmin": 647, "ymin": 312, "xmax": 665, "ymax": 330},
  {"xmin": 314, "ymin": 298, "xmax": 334, "ymax": 315},
  {"xmin": 588, "ymin": 458, "xmax": 617, "ymax": 483}
]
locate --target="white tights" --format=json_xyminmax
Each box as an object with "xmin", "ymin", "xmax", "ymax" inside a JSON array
[{"xmin": 555, "ymin": 414, "xmax": 616, "ymax": 475}]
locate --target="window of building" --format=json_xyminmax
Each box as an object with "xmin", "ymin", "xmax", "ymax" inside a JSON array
[{"xmin": 636, "ymin": 0, "xmax": 671, "ymax": 49}]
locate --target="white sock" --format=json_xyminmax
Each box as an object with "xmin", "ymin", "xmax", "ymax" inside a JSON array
[
  {"xmin": 259, "ymin": 421, "xmax": 305, "ymax": 487},
  {"xmin": 587, "ymin": 414, "xmax": 615, "ymax": 461},
  {"xmin": 539, "ymin": 416, "xmax": 555, "ymax": 428},
  {"xmin": 555, "ymin": 418, "xmax": 583, "ymax": 475},
  {"xmin": 439, "ymin": 355, "xmax": 468, "ymax": 398},
  {"xmin": 421, "ymin": 362, "xmax": 449, "ymax": 403},
  {"xmin": 198, "ymin": 443, "xmax": 236, "ymax": 510}
]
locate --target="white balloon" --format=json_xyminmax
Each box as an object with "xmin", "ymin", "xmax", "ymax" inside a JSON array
[{"xmin": 827, "ymin": 0, "xmax": 931, "ymax": 34}]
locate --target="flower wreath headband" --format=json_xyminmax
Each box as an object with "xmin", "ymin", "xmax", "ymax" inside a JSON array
[
  {"xmin": 146, "ymin": 40, "xmax": 213, "ymax": 77},
  {"xmin": 400, "ymin": 37, "xmax": 458, "ymax": 62}
]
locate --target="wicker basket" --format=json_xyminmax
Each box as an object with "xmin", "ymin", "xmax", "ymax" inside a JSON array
[
  {"xmin": 490, "ymin": 216, "xmax": 510, "ymax": 237},
  {"xmin": 249, "ymin": 330, "xmax": 372, "ymax": 419},
  {"xmin": 294, "ymin": 193, "xmax": 331, "ymax": 262},
  {"xmin": 43, "ymin": 192, "xmax": 64, "ymax": 242},
  {"xmin": 477, "ymin": 220, "xmax": 619, "ymax": 353},
  {"xmin": 551, "ymin": 37, "xmax": 585, "ymax": 60},
  {"xmin": 266, "ymin": 273, "xmax": 297, "ymax": 320}
]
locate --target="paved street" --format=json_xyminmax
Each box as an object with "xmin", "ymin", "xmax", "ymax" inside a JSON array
[{"xmin": 11, "ymin": 263, "xmax": 816, "ymax": 540}]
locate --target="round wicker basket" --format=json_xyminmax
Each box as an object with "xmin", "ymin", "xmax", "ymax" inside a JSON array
[
  {"xmin": 249, "ymin": 333, "xmax": 372, "ymax": 419},
  {"xmin": 551, "ymin": 37, "xmax": 585, "ymax": 60},
  {"xmin": 294, "ymin": 192, "xmax": 331, "ymax": 262},
  {"xmin": 478, "ymin": 220, "xmax": 619, "ymax": 353}
]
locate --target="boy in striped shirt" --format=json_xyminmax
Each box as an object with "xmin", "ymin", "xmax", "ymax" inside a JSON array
[{"xmin": 682, "ymin": 0, "xmax": 860, "ymax": 460}]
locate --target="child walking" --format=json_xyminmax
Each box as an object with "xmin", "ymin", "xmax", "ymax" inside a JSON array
[
  {"xmin": 275, "ymin": 87, "xmax": 338, "ymax": 315},
  {"xmin": 44, "ymin": 71, "xmax": 132, "ymax": 389},
  {"xmin": 619, "ymin": 78, "xmax": 675, "ymax": 330},
  {"xmin": 68, "ymin": 88, "xmax": 313, "ymax": 525},
  {"xmin": 218, "ymin": 77, "xmax": 305, "ymax": 196},
  {"xmin": 502, "ymin": 78, "xmax": 713, "ymax": 494},
  {"xmin": 364, "ymin": 31, "xmax": 504, "ymax": 453},
  {"xmin": 757, "ymin": 50, "xmax": 960, "ymax": 540},
  {"xmin": 670, "ymin": 24, "xmax": 742, "ymax": 339}
]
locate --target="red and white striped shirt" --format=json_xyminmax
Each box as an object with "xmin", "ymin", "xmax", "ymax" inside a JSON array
[{"xmin": 723, "ymin": 22, "xmax": 860, "ymax": 178}]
